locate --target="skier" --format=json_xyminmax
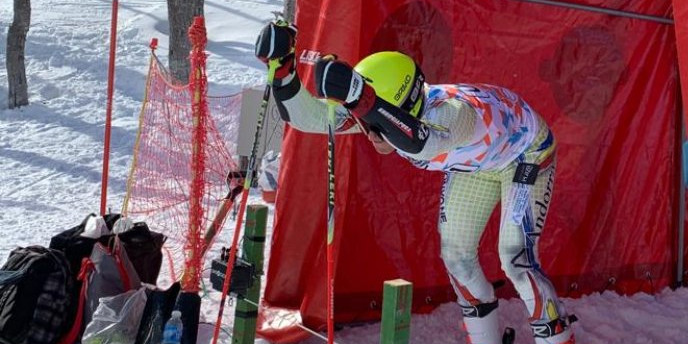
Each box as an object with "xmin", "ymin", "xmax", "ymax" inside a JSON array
[{"xmin": 255, "ymin": 21, "xmax": 576, "ymax": 344}]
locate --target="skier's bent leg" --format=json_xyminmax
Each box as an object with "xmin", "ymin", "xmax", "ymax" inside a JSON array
[
  {"xmin": 439, "ymin": 171, "xmax": 502, "ymax": 344},
  {"xmin": 499, "ymin": 160, "xmax": 574, "ymax": 344},
  {"xmin": 443, "ymin": 251, "xmax": 501, "ymax": 344},
  {"xmin": 500, "ymin": 258, "xmax": 574, "ymax": 344}
]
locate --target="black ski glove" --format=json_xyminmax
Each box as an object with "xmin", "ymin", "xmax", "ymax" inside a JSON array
[
  {"xmin": 255, "ymin": 21, "xmax": 298, "ymax": 86},
  {"xmin": 314, "ymin": 56, "xmax": 377, "ymax": 116}
]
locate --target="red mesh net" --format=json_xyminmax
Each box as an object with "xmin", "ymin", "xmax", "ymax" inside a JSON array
[{"xmin": 123, "ymin": 52, "xmax": 242, "ymax": 291}]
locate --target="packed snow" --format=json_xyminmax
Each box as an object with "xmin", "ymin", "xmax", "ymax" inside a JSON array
[{"xmin": 1, "ymin": 0, "xmax": 687, "ymax": 343}]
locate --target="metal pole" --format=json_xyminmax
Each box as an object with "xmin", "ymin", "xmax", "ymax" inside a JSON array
[
  {"xmin": 512, "ymin": 0, "xmax": 674, "ymax": 25},
  {"xmin": 210, "ymin": 58, "xmax": 278, "ymax": 344},
  {"xmin": 326, "ymin": 101, "xmax": 337, "ymax": 344},
  {"xmin": 679, "ymin": 120, "xmax": 686, "ymax": 288}
]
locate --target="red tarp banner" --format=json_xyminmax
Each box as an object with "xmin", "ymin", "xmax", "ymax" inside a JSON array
[{"xmin": 262, "ymin": 0, "xmax": 680, "ymax": 334}]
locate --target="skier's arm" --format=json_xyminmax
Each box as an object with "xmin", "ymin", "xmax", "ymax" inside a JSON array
[
  {"xmin": 273, "ymin": 75, "xmax": 360, "ymax": 134},
  {"xmin": 350, "ymin": 95, "xmax": 477, "ymax": 157},
  {"xmin": 254, "ymin": 22, "xmax": 359, "ymax": 134},
  {"xmin": 314, "ymin": 58, "xmax": 476, "ymax": 155}
]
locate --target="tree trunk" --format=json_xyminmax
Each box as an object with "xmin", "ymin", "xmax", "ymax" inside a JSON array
[
  {"xmin": 283, "ymin": 0, "xmax": 296, "ymax": 22},
  {"xmin": 6, "ymin": 0, "xmax": 30, "ymax": 109},
  {"xmin": 167, "ymin": 0, "xmax": 203, "ymax": 83}
]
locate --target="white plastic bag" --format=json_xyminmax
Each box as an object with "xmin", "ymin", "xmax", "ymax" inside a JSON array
[
  {"xmin": 81, "ymin": 215, "xmax": 109, "ymax": 239},
  {"xmin": 258, "ymin": 150, "xmax": 280, "ymax": 192},
  {"xmin": 82, "ymin": 287, "xmax": 148, "ymax": 344},
  {"xmin": 112, "ymin": 217, "xmax": 135, "ymax": 234}
]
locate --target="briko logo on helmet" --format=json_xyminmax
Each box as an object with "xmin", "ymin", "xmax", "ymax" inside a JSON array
[{"xmin": 394, "ymin": 74, "xmax": 413, "ymax": 101}]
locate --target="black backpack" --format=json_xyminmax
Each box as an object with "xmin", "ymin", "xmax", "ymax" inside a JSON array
[
  {"xmin": 0, "ymin": 246, "xmax": 73, "ymax": 344},
  {"xmin": 49, "ymin": 213, "xmax": 122, "ymax": 279},
  {"xmin": 49, "ymin": 213, "xmax": 165, "ymax": 285},
  {"xmin": 49, "ymin": 213, "xmax": 165, "ymax": 341}
]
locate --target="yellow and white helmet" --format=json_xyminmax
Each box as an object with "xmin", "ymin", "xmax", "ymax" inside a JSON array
[{"xmin": 354, "ymin": 51, "xmax": 426, "ymax": 117}]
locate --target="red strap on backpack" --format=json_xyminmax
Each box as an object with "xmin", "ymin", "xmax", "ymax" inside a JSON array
[
  {"xmin": 112, "ymin": 237, "xmax": 132, "ymax": 290},
  {"xmin": 57, "ymin": 258, "xmax": 94, "ymax": 344}
]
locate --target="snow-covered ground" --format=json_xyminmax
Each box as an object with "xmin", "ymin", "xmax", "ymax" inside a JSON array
[{"xmin": 1, "ymin": 1, "xmax": 687, "ymax": 343}]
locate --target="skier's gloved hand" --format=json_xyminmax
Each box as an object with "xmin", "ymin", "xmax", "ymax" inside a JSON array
[
  {"xmin": 254, "ymin": 21, "xmax": 298, "ymax": 87},
  {"xmin": 314, "ymin": 55, "xmax": 376, "ymax": 118}
]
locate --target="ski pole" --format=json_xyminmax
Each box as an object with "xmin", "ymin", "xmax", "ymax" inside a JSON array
[
  {"xmin": 210, "ymin": 57, "xmax": 280, "ymax": 344},
  {"xmin": 325, "ymin": 100, "xmax": 337, "ymax": 344},
  {"xmin": 201, "ymin": 171, "xmax": 246, "ymax": 257}
]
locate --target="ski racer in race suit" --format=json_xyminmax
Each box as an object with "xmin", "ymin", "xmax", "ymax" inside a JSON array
[{"xmin": 255, "ymin": 22, "xmax": 575, "ymax": 344}]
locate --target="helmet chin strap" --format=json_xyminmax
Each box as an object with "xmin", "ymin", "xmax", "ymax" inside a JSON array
[{"xmin": 350, "ymin": 113, "xmax": 370, "ymax": 135}]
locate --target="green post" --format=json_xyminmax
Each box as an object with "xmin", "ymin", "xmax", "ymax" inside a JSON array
[
  {"xmin": 232, "ymin": 204, "xmax": 268, "ymax": 344},
  {"xmin": 380, "ymin": 279, "xmax": 413, "ymax": 344}
]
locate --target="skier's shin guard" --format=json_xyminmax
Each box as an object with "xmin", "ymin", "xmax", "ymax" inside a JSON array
[{"xmin": 460, "ymin": 300, "xmax": 501, "ymax": 344}]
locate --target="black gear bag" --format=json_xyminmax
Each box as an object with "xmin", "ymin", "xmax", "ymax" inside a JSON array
[
  {"xmin": 0, "ymin": 246, "xmax": 73, "ymax": 344},
  {"xmin": 49, "ymin": 213, "xmax": 165, "ymax": 285},
  {"xmin": 49, "ymin": 213, "xmax": 166, "ymax": 340}
]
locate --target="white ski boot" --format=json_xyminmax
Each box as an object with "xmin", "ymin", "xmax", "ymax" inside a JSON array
[
  {"xmin": 460, "ymin": 300, "xmax": 501, "ymax": 344},
  {"xmin": 531, "ymin": 316, "xmax": 576, "ymax": 344}
]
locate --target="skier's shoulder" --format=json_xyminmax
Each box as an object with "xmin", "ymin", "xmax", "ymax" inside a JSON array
[
  {"xmin": 423, "ymin": 84, "xmax": 476, "ymax": 119},
  {"xmin": 426, "ymin": 82, "xmax": 527, "ymax": 102}
]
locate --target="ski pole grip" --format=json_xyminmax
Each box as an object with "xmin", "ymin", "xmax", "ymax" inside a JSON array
[
  {"xmin": 327, "ymin": 101, "xmax": 338, "ymax": 130},
  {"xmin": 327, "ymin": 100, "xmax": 339, "ymax": 113},
  {"xmin": 267, "ymin": 59, "xmax": 281, "ymax": 85}
]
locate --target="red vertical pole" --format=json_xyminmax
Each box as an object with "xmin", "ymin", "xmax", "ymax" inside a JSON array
[{"xmin": 100, "ymin": 0, "xmax": 119, "ymax": 215}]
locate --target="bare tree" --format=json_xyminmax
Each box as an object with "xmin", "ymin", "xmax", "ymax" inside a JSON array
[
  {"xmin": 283, "ymin": 0, "xmax": 296, "ymax": 22},
  {"xmin": 6, "ymin": 0, "xmax": 30, "ymax": 109},
  {"xmin": 166, "ymin": 0, "xmax": 203, "ymax": 83}
]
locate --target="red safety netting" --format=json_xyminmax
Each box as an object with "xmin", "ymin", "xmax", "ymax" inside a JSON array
[
  {"xmin": 259, "ymin": 0, "xmax": 681, "ymax": 341},
  {"xmin": 123, "ymin": 51, "xmax": 242, "ymax": 289},
  {"xmin": 185, "ymin": 17, "xmax": 211, "ymax": 292}
]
